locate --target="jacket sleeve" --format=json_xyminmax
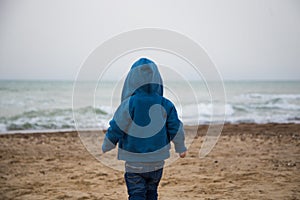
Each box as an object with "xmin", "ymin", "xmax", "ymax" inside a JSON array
[
  {"xmin": 102, "ymin": 119, "xmax": 123, "ymax": 153},
  {"xmin": 166, "ymin": 103, "xmax": 187, "ymax": 153},
  {"xmin": 102, "ymin": 98, "xmax": 135, "ymax": 153}
]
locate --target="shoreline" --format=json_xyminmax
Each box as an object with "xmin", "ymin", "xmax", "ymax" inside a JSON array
[{"xmin": 0, "ymin": 122, "xmax": 299, "ymax": 136}]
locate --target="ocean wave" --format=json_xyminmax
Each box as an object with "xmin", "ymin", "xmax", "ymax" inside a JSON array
[
  {"xmin": 1, "ymin": 81, "xmax": 299, "ymax": 133},
  {"xmin": 1, "ymin": 107, "xmax": 300, "ymax": 133},
  {"xmin": 1, "ymin": 99, "xmax": 300, "ymax": 132},
  {"xmin": 0, "ymin": 106, "xmax": 112, "ymax": 132},
  {"xmin": 238, "ymin": 93, "xmax": 300, "ymax": 101},
  {"xmin": 180, "ymin": 103, "xmax": 235, "ymax": 117},
  {"xmin": 180, "ymin": 101, "xmax": 300, "ymax": 125}
]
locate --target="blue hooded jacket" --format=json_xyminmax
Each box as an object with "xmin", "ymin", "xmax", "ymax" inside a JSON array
[{"xmin": 102, "ymin": 58, "xmax": 186, "ymax": 162}]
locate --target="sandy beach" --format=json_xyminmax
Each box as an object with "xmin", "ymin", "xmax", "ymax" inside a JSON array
[{"xmin": 0, "ymin": 123, "xmax": 299, "ymax": 200}]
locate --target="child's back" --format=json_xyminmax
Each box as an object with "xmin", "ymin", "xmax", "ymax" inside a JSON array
[{"xmin": 102, "ymin": 58, "xmax": 186, "ymax": 200}]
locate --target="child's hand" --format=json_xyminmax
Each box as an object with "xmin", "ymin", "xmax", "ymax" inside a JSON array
[{"xmin": 179, "ymin": 151, "xmax": 186, "ymax": 158}]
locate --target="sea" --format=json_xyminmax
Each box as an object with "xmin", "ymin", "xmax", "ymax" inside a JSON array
[{"xmin": 0, "ymin": 80, "xmax": 299, "ymax": 133}]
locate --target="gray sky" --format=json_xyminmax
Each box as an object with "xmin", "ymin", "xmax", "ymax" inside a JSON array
[{"xmin": 0, "ymin": 0, "xmax": 299, "ymax": 80}]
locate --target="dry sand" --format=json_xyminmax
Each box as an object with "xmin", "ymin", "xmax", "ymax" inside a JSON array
[{"xmin": 0, "ymin": 124, "xmax": 299, "ymax": 200}]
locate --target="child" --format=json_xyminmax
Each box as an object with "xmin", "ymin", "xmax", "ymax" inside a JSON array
[{"xmin": 102, "ymin": 58, "xmax": 187, "ymax": 200}]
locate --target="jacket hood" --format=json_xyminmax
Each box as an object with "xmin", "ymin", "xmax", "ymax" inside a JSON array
[{"xmin": 121, "ymin": 58, "xmax": 163, "ymax": 101}]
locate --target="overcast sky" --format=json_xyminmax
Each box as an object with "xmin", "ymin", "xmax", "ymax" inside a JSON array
[{"xmin": 0, "ymin": 0, "xmax": 299, "ymax": 80}]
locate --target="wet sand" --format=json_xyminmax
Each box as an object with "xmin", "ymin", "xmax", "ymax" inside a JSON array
[{"xmin": 0, "ymin": 124, "xmax": 299, "ymax": 200}]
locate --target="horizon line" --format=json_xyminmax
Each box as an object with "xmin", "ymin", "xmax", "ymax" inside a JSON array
[{"xmin": 0, "ymin": 78, "xmax": 300, "ymax": 82}]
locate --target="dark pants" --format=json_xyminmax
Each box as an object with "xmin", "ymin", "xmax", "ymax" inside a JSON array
[{"xmin": 124, "ymin": 166, "xmax": 163, "ymax": 200}]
